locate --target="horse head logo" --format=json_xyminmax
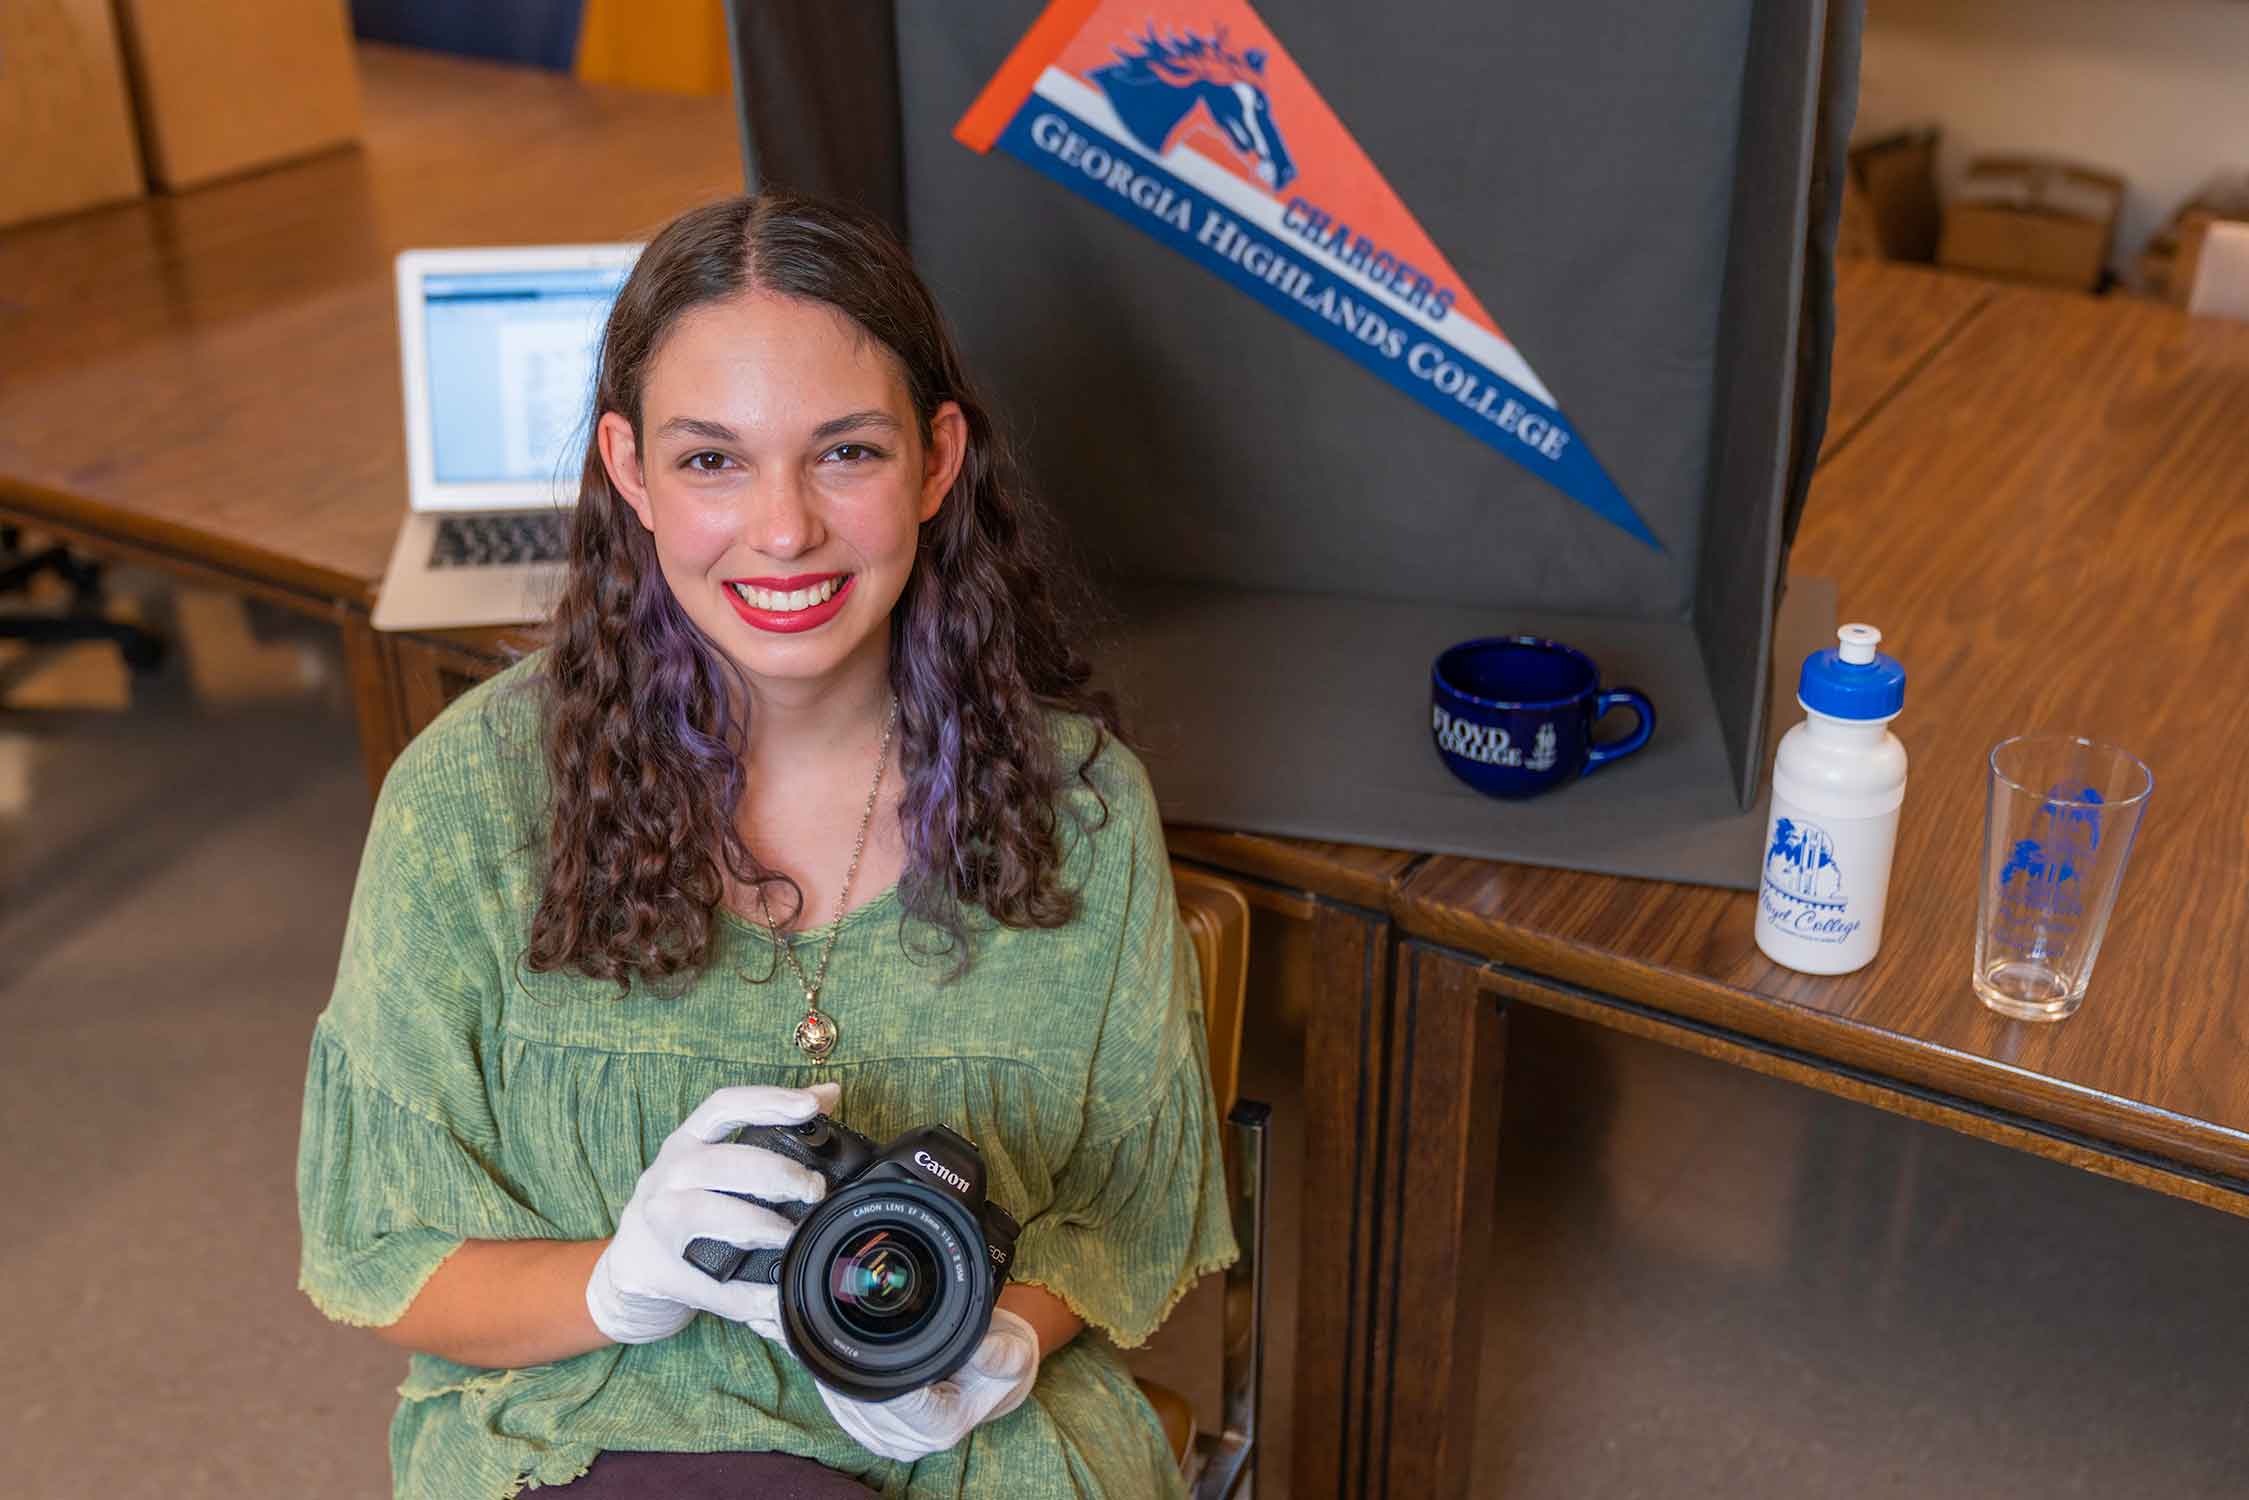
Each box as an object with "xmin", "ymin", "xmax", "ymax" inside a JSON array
[{"xmin": 1090, "ymin": 25, "xmax": 1297, "ymax": 192}]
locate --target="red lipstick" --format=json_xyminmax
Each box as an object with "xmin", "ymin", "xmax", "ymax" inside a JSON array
[{"xmin": 722, "ymin": 572, "xmax": 854, "ymax": 634}]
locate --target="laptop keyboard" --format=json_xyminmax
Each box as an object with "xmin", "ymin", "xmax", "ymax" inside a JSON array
[{"xmin": 429, "ymin": 512, "xmax": 570, "ymax": 568}]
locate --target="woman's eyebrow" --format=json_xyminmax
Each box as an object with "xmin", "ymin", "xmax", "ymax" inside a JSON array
[
  {"xmin": 655, "ymin": 416, "xmax": 741, "ymax": 443},
  {"xmin": 808, "ymin": 410, "xmax": 901, "ymax": 444},
  {"xmin": 652, "ymin": 411, "xmax": 900, "ymax": 445}
]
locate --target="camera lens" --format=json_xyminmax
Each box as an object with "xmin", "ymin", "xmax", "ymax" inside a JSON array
[
  {"xmin": 772, "ymin": 1135, "xmax": 1007, "ymax": 1401},
  {"xmin": 826, "ymin": 1227, "xmax": 940, "ymax": 1341}
]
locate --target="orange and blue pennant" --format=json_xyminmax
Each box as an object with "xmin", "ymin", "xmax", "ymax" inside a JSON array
[{"xmin": 956, "ymin": 0, "xmax": 1658, "ymax": 547}]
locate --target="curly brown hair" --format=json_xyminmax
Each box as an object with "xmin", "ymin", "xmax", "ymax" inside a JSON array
[{"xmin": 518, "ymin": 193, "xmax": 1119, "ymax": 990}]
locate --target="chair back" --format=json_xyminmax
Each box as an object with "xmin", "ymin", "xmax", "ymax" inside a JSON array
[
  {"xmin": 1139, "ymin": 863, "xmax": 1262, "ymax": 1496},
  {"xmin": 1173, "ymin": 863, "xmax": 1251, "ymax": 1114}
]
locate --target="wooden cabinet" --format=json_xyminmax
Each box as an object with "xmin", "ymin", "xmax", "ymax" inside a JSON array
[
  {"xmin": 1364, "ymin": 942, "xmax": 1508, "ymax": 1498},
  {"xmin": 348, "ymin": 625, "xmax": 522, "ymax": 794}
]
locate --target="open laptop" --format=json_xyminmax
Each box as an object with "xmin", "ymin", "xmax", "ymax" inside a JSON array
[{"xmin": 372, "ymin": 245, "xmax": 641, "ymax": 631}]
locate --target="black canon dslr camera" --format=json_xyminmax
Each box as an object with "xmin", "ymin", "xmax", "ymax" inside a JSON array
[{"xmin": 684, "ymin": 1114, "xmax": 1021, "ymax": 1400}]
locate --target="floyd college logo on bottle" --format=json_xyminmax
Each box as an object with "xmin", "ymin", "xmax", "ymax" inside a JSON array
[
  {"xmin": 953, "ymin": 0, "xmax": 1659, "ymax": 547},
  {"xmin": 1761, "ymin": 817, "xmax": 1860, "ymax": 944}
]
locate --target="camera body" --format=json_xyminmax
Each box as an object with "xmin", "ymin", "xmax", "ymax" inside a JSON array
[{"xmin": 684, "ymin": 1114, "xmax": 1021, "ymax": 1400}]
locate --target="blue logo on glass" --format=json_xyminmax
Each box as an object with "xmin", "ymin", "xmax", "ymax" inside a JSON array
[
  {"xmin": 1998, "ymin": 786, "xmax": 2103, "ymax": 927},
  {"xmin": 1091, "ymin": 26, "xmax": 1296, "ymax": 190}
]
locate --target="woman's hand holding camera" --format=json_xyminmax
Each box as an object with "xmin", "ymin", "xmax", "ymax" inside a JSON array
[
  {"xmin": 590, "ymin": 1078, "xmax": 1042, "ymax": 1462},
  {"xmin": 815, "ymin": 1306, "xmax": 1042, "ymax": 1463},
  {"xmin": 585, "ymin": 1082, "xmax": 840, "ymax": 1345}
]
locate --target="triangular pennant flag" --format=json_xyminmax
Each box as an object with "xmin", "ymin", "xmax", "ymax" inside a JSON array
[{"xmin": 956, "ymin": 0, "xmax": 1659, "ymax": 548}]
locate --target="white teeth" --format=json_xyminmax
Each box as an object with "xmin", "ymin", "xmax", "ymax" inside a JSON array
[{"xmin": 732, "ymin": 577, "xmax": 843, "ymax": 612}]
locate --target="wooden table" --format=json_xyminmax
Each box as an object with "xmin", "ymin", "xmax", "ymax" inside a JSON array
[
  {"xmin": 6, "ymin": 41, "xmax": 2177, "ymax": 1499},
  {"xmin": 0, "ymin": 44, "xmax": 739, "ymax": 780},
  {"xmin": 1361, "ymin": 288, "xmax": 2249, "ymax": 1496}
]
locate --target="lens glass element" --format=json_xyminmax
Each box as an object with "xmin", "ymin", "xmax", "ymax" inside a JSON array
[{"xmin": 826, "ymin": 1226, "xmax": 940, "ymax": 1341}]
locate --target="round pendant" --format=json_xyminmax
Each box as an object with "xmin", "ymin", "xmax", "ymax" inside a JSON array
[{"xmin": 793, "ymin": 1010, "xmax": 838, "ymax": 1061}]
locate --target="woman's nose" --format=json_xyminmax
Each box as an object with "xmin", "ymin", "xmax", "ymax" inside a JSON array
[{"xmin": 742, "ymin": 471, "xmax": 822, "ymax": 558}]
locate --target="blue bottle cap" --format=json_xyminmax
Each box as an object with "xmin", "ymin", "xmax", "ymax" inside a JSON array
[{"xmin": 1798, "ymin": 624, "xmax": 1905, "ymax": 720}]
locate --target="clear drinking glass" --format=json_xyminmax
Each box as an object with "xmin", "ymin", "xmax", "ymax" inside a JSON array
[{"xmin": 1975, "ymin": 734, "xmax": 2153, "ymax": 1021}]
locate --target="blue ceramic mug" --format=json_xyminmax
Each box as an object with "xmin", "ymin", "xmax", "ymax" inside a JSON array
[{"xmin": 1430, "ymin": 637, "xmax": 1656, "ymax": 799}]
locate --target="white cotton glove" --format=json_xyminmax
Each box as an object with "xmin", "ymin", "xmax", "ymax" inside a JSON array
[
  {"xmin": 817, "ymin": 1306, "xmax": 1041, "ymax": 1463},
  {"xmin": 585, "ymin": 1082, "xmax": 841, "ymax": 1345}
]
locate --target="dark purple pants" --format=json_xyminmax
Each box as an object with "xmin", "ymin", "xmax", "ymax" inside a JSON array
[{"xmin": 557, "ymin": 1450, "xmax": 880, "ymax": 1497}]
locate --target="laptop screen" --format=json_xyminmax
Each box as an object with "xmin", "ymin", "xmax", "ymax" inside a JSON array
[{"xmin": 420, "ymin": 266, "xmax": 630, "ymax": 488}]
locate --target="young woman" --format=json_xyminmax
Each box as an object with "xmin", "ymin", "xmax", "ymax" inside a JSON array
[{"xmin": 297, "ymin": 193, "xmax": 1234, "ymax": 1499}]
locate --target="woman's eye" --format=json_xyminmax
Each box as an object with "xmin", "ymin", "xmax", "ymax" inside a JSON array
[
  {"xmin": 824, "ymin": 442, "xmax": 880, "ymax": 464},
  {"xmin": 685, "ymin": 451, "xmax": 730, "ymax": 473}
]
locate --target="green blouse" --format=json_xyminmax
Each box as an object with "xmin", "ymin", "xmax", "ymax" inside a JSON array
[{"xmin": 295, "ymin": 655, "xmax": 1237, "ymax": 1499}]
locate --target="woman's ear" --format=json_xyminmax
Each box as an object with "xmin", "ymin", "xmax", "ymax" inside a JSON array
[
  {"xmin": 598, "ymin": 412, "xmax": 656, "ymax": 532},
  {"xmin": 919, "ymin": 402, "xmax": 969, "ymax": 523}
]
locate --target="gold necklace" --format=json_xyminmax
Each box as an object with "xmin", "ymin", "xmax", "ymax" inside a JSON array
[{"xmin": 755, "ymin": 695, "xmax": 897, "ymax": 1062}]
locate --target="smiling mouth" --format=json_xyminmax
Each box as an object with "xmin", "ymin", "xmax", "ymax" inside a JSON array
[{"xmin": 725, "ymin": 575, "xmax": 849, "ymax": 613}]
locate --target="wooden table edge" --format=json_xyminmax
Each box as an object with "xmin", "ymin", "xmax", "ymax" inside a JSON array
[
  {"xmin": 1391, "ymin": 897, "xmax": 2249, "ymax": 1207},
  {"xmin": 0, "ymin": 476, "xmax": 377, "ymax": 615},
  {"xmin": 1162, "ymin": 826, "xmax": 1427, "ymax": 911},
  {"xmin": 1472, "ymin": 960, "xmax": 2249, "ymax": 1220}
]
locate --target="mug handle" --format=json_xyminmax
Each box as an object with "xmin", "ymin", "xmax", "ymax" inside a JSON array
[{"xmin": 1581, "ymin": 688, "xmax": 1655, "ymax": 776}]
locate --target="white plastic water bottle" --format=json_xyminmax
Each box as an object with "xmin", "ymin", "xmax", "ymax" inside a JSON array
[{"xmin": 1754, "ymin": 623, "xmax": 1908, "ymax": 975}]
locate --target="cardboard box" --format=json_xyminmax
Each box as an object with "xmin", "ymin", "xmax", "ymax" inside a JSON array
[
  {"xmin": 112, "ymin": 0, "xmax": 362, "ymax": 190},
  {"xmin": 0, "ymin": 0, "xmax": 144, "ymax": 229},
  {"xmin": 1939, "ymin": 155, "xmax": 2124, "ymax": 293},
  {"xmin": 2138, "ymin": 172, "xmax": 2249, "ymax": 303},
  {"xmin": 1847, "ymin": 127, "xmax": 1941, "ymax": 262}
]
